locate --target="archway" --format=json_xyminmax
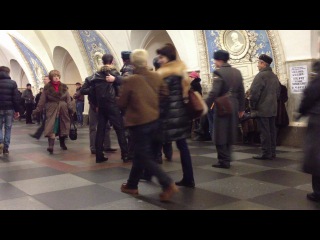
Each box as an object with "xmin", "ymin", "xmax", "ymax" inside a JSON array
[
  {"xmin": 131, "ymin": 30, "xmax": 179, "ymax": 69},
  {"xmin": 10, "ymin": 59, "xmax": 29, "ymax": 90},
  {"xmin": 53, "ymin": 46, "xmax": 82, "ymax": 95}
]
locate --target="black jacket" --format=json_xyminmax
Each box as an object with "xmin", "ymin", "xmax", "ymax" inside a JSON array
[
  {"xmin": 0, "ymin": 71, "xmax": 21, "ymax": 112},
  {"xmin": 90, "ymin": 65, "xmax": 121, "ymax": 108},
  {"xmin": 190, "ymin": 78, "xmax": 202, "ymax": 95}
]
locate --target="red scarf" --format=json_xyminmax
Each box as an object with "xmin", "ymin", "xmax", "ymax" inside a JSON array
[{"xmin": 51, "ymin": 81, "xmax": 61, "ymax": 92}]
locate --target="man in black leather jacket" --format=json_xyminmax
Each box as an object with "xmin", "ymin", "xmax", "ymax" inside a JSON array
[{"xmin": 90, "ymin": 54, "xmax": 129, "ymax": 163}]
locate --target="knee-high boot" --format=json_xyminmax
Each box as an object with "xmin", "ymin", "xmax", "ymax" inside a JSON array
[
  {"xmin": 47, "ymin": 138, "xmax": 55, "ymax": 154},
  {"xmin": 59, "ymin": 136, "xmax": 67, "ymax": 150}
]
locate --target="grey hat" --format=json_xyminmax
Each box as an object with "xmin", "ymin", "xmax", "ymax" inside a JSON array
[{"xmin": 121, "ymin": 51, "xmax": 131, "ymax": 60}]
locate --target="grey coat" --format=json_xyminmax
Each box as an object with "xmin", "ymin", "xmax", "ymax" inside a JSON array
[
  {"xmin": 249, "ymin": 66, "xmax": 280, "ymax": 117},
  {"xmin": 206, "ymin": 63, "xmax": 245, "ymax": 145},
  {"xmin": 298, "ymin": 73, "xmax": 320, "ymax": 176}
]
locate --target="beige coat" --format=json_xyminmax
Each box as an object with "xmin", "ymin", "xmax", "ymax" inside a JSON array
[{"xmin": 33, "ymin": 82, "xmax": 73, "ymax": 137}]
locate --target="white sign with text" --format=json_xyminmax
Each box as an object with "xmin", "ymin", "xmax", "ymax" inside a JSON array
[{"xmin": 290, "ymin": 65, "xmax": 308, "ymax": 93}]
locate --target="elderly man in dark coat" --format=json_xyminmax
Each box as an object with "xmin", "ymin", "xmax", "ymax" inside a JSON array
[
  {"xmin": 298, "ymin": 60, "xmax": 320, "ymax": 202},
  {"xmin": 206, "ymin": 50, "xmax": 245, "ymax": 169},
  {"xmin": 249, "ymin": 54, "xmax": 280, "ymax": 160}
]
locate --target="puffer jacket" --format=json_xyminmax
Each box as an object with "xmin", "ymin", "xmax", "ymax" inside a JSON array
[{"xmin": 0, "ymin": 71, "xmax": 21, "ymax": 112}]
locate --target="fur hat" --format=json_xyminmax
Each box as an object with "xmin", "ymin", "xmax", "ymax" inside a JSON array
[
  {"xmin": 130, "ymin": 49, "xmax": 148, "ymax": 68},
  {"xmin": 259, "ymin": 54, "xmax": 273, "ymax": 65},
  {"xmin": 121, "ymin": 51, "xmax": 131, "ymax": 60},
  {"xmin": 213, "ymin": 50, "xmax": 230, "ymax": 62},
  {"xmin": 156, "ymin": 43, "xmax": 176, "ymax": 61}
]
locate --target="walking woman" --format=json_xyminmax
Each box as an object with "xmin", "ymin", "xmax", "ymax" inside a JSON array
[
  {"xmin": 298, "ymin": 60, "xmax": 320, "ymax": 202},
  {"xmin": 32, "ymin": 70, "xmax": 74, "ymax": 154},
  {"xmin": 157, "ymin": 43, "xmax": 195, "ymax": 188}
]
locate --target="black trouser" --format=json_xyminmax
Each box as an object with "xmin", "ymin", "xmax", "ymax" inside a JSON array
[
  {"xmin": 257, "ymin": 117, "xmax": 276, "ymax": 158},
  {"xmin": 126, "ymin": 128, "xmax": 134, "ymax": 159},
  {"xmin": 160, "ymin": 142, "xmax": 173, "ymax": 160},
  {"xmin": 216, "ymin": 144, "xmax": 232, "ymax": 165},
  {"xmin": 126, "ymin": 120, "xmax": 172, "ymax": 189},
  {"xmin": 95, "ymin": 105, "xmax": 128, "ymax": 160},
  {"xmin": 25, "ymin": 103, "xmax": 34, "ymax": 123},
  {"xmin": 312, "ymin": 175, "xmax": 320, "ymax": 196}
]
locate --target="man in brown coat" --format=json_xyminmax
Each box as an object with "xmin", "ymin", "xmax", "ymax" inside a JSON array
[{"xmin": 118, "ymin": 49, "xmax": 178, "ymax": 202}]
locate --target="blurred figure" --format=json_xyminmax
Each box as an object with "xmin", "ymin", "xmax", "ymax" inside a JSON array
[
  {"xmin": 106, "ymin": 51, "xmax": 134, "ymax": 161},
  {"xmin": 29, "ymin": 76, "xmax": 50, "ymax": 140},
  {"xmin": 22, "ymin": 83, "xmax": 35, "ymax": 124},
  {"xmin": 35, "ymin": 88, "xmax": 44, "ymax": 124},
  {"xmin": 73, "ymin": 82, "xmax": 85, "ymax": 126},
  {"xmin": 91, "ymin": 54, "xmax": 128, "ymax": 163},
  {"xmin": 118, "ymin": 49, "xmax": 178, "ymax": 201},
  {"xmin": 275, "ymin": 81, "xmax": 289, "ymax": 145},
  {"xmin": 153, "ymin": 56, "xmax": 173, "ymax": 163},
  {"xmin": 32, "ymin": 70, "xmax": 74, "ymax": 154},
  {"xmin": 298, "ymin": 60, "xmax": 320, "ymax": 202},
  {"xmin": 157, "ymin": 43, "xmax": 195, "ymax": 188},
  {"xmin": 0, "ymin": 66, "xmax": 21, "ymax": 155},
  {"xmin": 249, "ymin": 54, "xmax": 280, "ymax": 160},
  {"xmin": 206, "ymin": 50, "xmax": 245, "ymax": 169}
]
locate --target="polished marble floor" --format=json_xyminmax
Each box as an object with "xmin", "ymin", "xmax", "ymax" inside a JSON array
[{"xmin": 0, "ymin": 121, "xmax": 319, "ymax": 210}]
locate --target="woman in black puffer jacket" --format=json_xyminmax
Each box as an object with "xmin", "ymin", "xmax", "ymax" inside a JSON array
[{"xmin": 157, "ymin": 43, "xmax": 195, "ymax": 188}]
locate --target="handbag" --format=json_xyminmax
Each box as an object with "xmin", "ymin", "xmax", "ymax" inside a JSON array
[
  {"xmin": 215, "ymin": 93, "xmax": 232, "ymax": 117},
  {"xmin": 214, "ymin": 69, "xmax": 236, "ymax": 117},
  {"xmin": 69, "ymin": 118, "xmax": 77, "ymax": 140},
  {"xmin": 187, "ymin": 89, "xmax": 208, "ymax": 119}
]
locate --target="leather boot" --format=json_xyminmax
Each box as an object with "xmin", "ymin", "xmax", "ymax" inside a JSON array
[
  {"xmin": 59, "ymin": 136, "xmax": 67, "ymax": 150},
  {"xmin": 47, "ymin": 138, "xmax": 55, "ymax": 154}
]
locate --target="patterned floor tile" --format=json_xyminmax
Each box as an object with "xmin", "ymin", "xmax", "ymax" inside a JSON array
[
  {"xmin": 0, "ymin": 183, "xmax": 28, "ymax": 201},
  {"xmin": 242, "ymin": 169, "xmax": 311, "ymax": 187},
  {"xmin": 207, "ymin": 200, "xmax": 277, "ymax": 210},
  {"xmin": 196, "ymin": 176, "xmax": 288, "ymax": 200},
  {"xmin": 33, "ymin": 185, "xmax": 128, "ymax": 210},
  {"xmin": 81, "ymin": 198, "xmax": 165, "ymax": 210},
  {"xmin": 198, "ymin": 161, "xmax": 272, "ymax": 176},
  {"xmin": 0, "ymin": 196, "xmax": 52, "ymax": 210},
  {"xmin": 0, "ymin": 167, "xmax": 65, "ymax": 182},
  {"xmin": 249, "ymin": 188, "xmax": 320, "ymax": 210},
  {"xmin": 10, "ymin": 173, "xmax": 95, "ymax": 195}
]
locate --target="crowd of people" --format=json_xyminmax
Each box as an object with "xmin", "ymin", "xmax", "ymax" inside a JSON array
[{"xmin": 0, "ymin": 44, "xmax": 319, "ymax": 203}]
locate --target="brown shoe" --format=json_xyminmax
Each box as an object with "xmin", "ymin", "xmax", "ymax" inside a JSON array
[
  {"xmin": 121, "ymin": 183, "xmax": 139, "ymax": 195},
  {"xmin": 159, "ymin": 183, "xmax": 179, "ymax": 202}
]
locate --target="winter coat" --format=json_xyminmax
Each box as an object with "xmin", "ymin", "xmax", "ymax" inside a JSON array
[
  {"xmin": 190, "ymin": 78, "xmax": 202, "ymax": 95},
  {"xmin": 157, "ymin": 60, "xmax": 192, "ymax": 142},
  {"xmin": 0, "ymin": 71, "xmax": 21, "ymax": 112},
  {"xmin": 90, "ymin": 65, "xmax": 121, "ymax": 108},
  {"xmin": 206, "ymin": 63, "xmax": 245, "ymax": 145},
  {"xmin": 33, "ymin": 82, "xmax": 73, "ymax": 137},
  {"xmin": 21, "ymin": 89, "xmax": 34, "ymax": 104},
  {"xmin": 276, "ymin": 83, "xmax": 289, "ymax": 127},
  {"xmin": 249, "ymin": 66, "xmax": 280, "ymax": 117},
  {"xmin": 117, "ymin": 67, "xmax": 168, "ymax": 127},
  {"xmin": 299, "ymin": 73, "xmax": 320, "ymax": 176}
]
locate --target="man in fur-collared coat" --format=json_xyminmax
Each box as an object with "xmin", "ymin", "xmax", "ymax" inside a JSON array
[{"xmin": 33, "ymin": 70, "xmax": 73, "ymax": 154}]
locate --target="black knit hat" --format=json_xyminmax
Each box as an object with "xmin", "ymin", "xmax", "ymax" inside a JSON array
[
  {"xmin": 121, "ymin": 51, "xmax": 131, "ymax": 60},
  {"xmin": 259, "ymin": 54, "xmax": 273, "ymax": 65},
  {"xmin": 213, "ymin": 50, "xmax": 230, "ymax": 62}
]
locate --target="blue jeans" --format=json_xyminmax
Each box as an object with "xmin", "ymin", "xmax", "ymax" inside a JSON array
[
  {"xmin": 0, "ymin": 110, "xmax": 14, "ymax": 149},
  {"xmin": 76, "ymin": 101, "xmax": 84, "ymax": 125}
]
